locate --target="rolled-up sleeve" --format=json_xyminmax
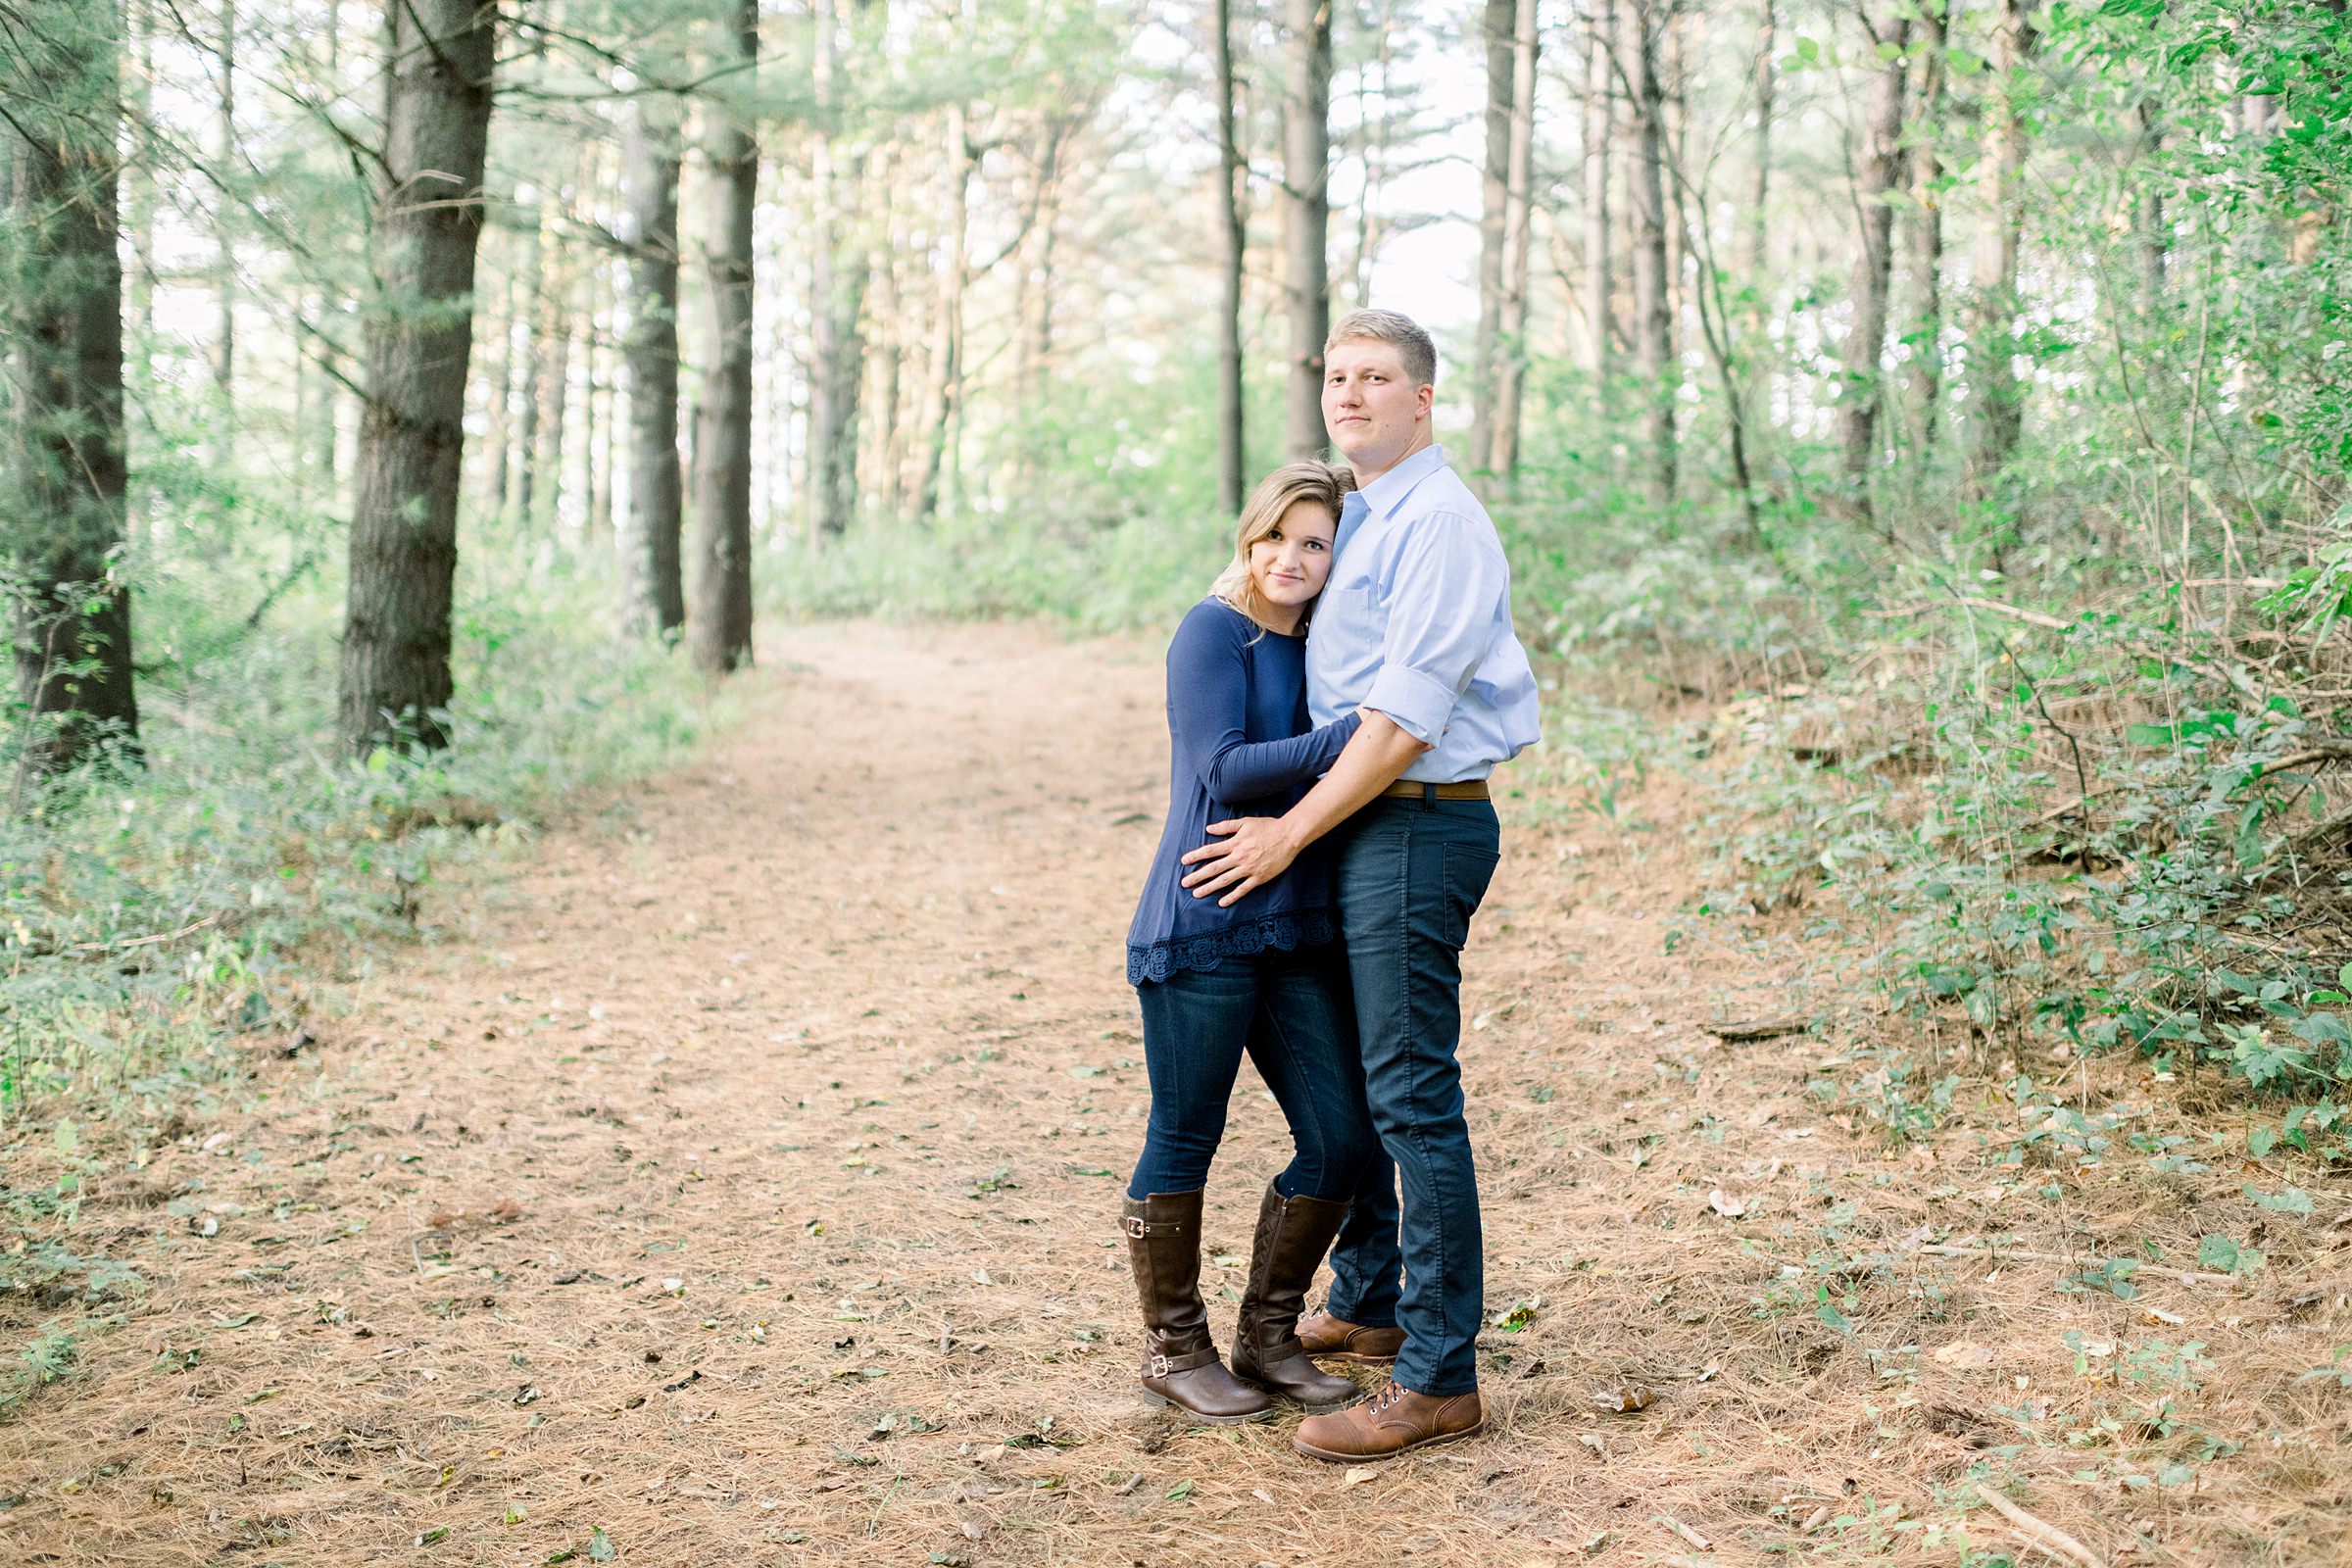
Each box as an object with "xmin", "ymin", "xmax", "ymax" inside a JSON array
[{"xmin": 1362, "ymin": 514, "xmax": 1507, "ymax": 745}]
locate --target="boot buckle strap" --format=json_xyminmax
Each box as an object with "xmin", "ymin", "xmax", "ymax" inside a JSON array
[
  {"xmin": 1122, "ymin": 1216, "xmax": 1151, "ymax": 1239},
  {"xmin": 1145, "ymin": 1343, "xmax": 1217, "ymax": 1376}
]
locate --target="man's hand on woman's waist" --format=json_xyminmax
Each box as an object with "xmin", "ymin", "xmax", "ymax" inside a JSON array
[{"xmin": 1180, "ymin": 710, "xmax": 1431, "ymax": 907}]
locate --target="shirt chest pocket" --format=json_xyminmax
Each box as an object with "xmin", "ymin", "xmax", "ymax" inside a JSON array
[{"xmin": 1311, "ymin": 583, "xmax": 1384, "ymax": 633}]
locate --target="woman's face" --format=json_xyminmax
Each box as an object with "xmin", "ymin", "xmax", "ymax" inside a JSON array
[{"xmin": 1248, "ymin": 498, "xmax": 1339, "ymax": 616}]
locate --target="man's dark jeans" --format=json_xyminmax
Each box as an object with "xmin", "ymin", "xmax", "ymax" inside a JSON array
[
  {"xmin": 1128, "ymin": 947, "xmax": 1380, "ymax": 1203},
  {"xmin": 1321, "ymin": 793, "xmax": 1499, "ymax": 1397}
]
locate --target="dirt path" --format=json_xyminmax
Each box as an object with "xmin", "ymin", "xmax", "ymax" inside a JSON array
[{"xmin": 3, "ymin": 621, "xmax": 2341, "ymax": 1566}]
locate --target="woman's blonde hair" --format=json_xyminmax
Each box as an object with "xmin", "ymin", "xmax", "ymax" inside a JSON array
[{"xmin": 1209, "ymin": 460, "xmax": 1354, "ymax": 635}]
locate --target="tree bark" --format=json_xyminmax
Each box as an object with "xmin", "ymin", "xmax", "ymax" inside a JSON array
[
  {"xmin": 1213, "ymin": 0, "xmax": 1247, "ymax": 514},
  {"xmin": 125, "ymin": 2, "xmax": 156, "ymax": 538},
  {"xmin": 486, "ymin": 253, "xmax": 519, "ymax": 514},
  {"xmin": 5, "ymin": 0, "xmax": 138, "ymax": 780},
  {"xmin": 1906, "ymin": 2, "xmax": 1950, "ymax": 451},
  {"xmin": 807, "ymin": 0, "xmax": 865, "ymax": 540},
  {"xmin": 1469, "ymin": 0, "xmax": 1517, "ymax": 471},
  {"xmin": 585, "ymin": 228, "xmax": 612, "ymax": 542},
  {"xmin": 514, "ymin": 199, "xmax": 546, "ymax": 518},
  {"xmin": 1666, "ymin": 115, "xmax": 1761, "ymax": 538},
  {"xmin": 862, "ymin": 147, "xmax": 904, "ymax": 517},
  {"xmin": 2135, "ymin": 98, "xmax": 2167, "ymax": 309},
  {"xmin": 1011, "ymin": 118, "xmax": 1070, "ymax": 421},
  {"xmin": 1488, "ymin": 0, "xmax": 1539, "ymax": 480},
  {"xmin": 1746, "ymin": 0, "xmax": 1773, "ymax": 283},
  {"xmin": 1280, "ymin": 0, "xmax": 1333, "ymax": 461},
  {"xmin": 1836, "ymin": 10, "xmax": 1912, "ymax": 500},
  {"xmin": 916, "ymin": 106, "xmax": 973, "ymax": 522},
  {"xmin": 1622, "ymin": 0, "xmax": 1676, "ymax": 504},
  {"xmin": 621, "ymin": 95, "xmax": 685, "ymax": 637},
  {"xmin": 531, "ymin": 198, "xmax": 574, "ymax": 531},
  {"xmin": 688, "ymin": 0, "xmax": 759, "ymax": 676},
  {"xmin": 214, "ymin": 0, "xmax": 236, "ymax": 457},
  {"xmin": 1965, "ymin": 0, "xmax": 2036, "ymax": 497},
  {"xmin": 337, "ymin": 0, "xmax": 496, "ymax": 754},
  {"xmin": 1581, "ymin": 0, "xmax": 1614, "ymax": 379}
]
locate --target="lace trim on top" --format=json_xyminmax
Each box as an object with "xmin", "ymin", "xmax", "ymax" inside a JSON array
[{"xmin": 1126, "ymin": 908, "xmax": 1337, "ymax": 986}]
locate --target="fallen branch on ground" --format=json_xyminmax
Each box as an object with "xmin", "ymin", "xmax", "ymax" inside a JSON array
[
  {"xmin": 1702, "ymin": 1018, "xmax": 1806, "ymax": 1042},
  {"xmin": 1975, "ymin": 1483, "xmax": 2104, "ymax": 1568},
  {"xmin": 1655, "ymin": 1515, "xmax": 1711, "ymax": 1551},
  {"xmin": 1914, "ymin": 1242, "xmax": 2241, "ymax": 1288},
  {"xmin": 69, "ymin": 915, "xmax": 220, "ymax": 954}
]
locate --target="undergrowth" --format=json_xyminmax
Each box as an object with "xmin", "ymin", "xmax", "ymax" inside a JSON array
[
  {"xmin": 1, "ymin": 536, "xmax": 741, "ymax": 1128},
  {"xmin": 1498, "ymin": 419, "xmax": 2352, "ymax": 1141}
]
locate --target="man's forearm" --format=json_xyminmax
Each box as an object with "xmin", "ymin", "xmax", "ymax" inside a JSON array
[{"xmin": 1271, "ymin": 710, "xmax": 1429, "ymax": 856}]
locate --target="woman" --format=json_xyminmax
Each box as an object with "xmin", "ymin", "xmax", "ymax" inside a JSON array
[{"xmin": 1120, "ymin": 461, "xmax": 1377, "ymax": 1425}]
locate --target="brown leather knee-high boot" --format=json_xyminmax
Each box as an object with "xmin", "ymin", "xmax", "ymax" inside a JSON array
[
  {"xmin": 1229, "ymin": 1181, "xmax": 1363, "ymax": 1413},
  {"xmin": 1123, "ymin": 1191, "xmax": 1272, "ymax": 1424}
]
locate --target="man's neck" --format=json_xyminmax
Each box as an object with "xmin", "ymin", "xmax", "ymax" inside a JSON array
[{"xmin": 1349, "ymin": 427, "xmax": 1434, "ymax": 489}]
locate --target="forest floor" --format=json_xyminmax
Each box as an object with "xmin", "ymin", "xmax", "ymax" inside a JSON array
[{"xmin": 2, "ymin": 619, "xmax": 2346, "ymax": 1567}]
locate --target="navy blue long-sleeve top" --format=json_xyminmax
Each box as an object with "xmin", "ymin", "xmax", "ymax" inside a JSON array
[{"xmin": 1126, "ymin": 599, "xmax": 1362, "ymax": 985}]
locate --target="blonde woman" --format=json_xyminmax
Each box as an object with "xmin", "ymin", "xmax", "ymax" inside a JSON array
[{"xmin": 1119, "ymin": 461, "xmax": 1378, "ymax": 1425}]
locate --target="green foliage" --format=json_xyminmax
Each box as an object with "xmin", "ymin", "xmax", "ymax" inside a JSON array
[
  {"xmin": 1504, "ymin": 19, "xmax": 2352, "ymax": 1106},
  {"xmin": 1, "ymin": 537, "xmax": 737, "ymax": 1123}
]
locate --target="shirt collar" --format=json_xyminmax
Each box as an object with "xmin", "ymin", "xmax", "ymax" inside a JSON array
[{"xmin": 1355, "ymin": 442, "xmax": 1449, "ymax": 520}]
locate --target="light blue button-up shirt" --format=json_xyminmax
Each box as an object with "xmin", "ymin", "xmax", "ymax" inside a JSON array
[{"xmin": 1305, "ymin": 444, "xmax": 1541, "ymax": 783}]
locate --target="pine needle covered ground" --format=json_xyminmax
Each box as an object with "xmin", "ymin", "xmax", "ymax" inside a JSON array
[{"xmin": 1, "ymin": 621, "xmax": 2343, "ymax": 1566}]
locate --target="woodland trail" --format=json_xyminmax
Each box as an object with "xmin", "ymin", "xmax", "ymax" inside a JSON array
[{"xmin": 3, "ymin": 621, "xmax": 2341, "ymax": 1567}]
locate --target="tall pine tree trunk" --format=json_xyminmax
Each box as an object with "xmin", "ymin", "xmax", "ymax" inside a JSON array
[
  {"xmin": 1581, "ymin": 0, "xmax": 1614, "ymax": 379},
  {"xmin": 1623, "ymin": 0, "xmax": 1676, "ymax": 504},
  {"xmin": 1469, "ymin": 0, "xmax": 1516, "ymax": 470},
  {"xmin": 1280, "ymin": 0, "xmax": 1333, "ymax": 461},
  {"xmin": 861, "ymin": 152, "xmax": 903, "ymax": 517},
  {"xmin": 1742, "ymin": 0, "xmax": 1774, "ymax": 432},
  {"xmin": 337, "ymin": 0, "xmax": 496, "ymax": 754},
  {"xmin": 486, "ymin": 257, "xmax": 519, "ymax": 513},
  {"xmin": 585, "ymin": 237, "xmax": 612, "ymax": 542},
  {"xmin": 1965, "ymin": 0, "xmax": 2036, "ymax": 498},
  {"xmin": 2135, "ymin": 99, "xmax": 2167, "ymax": 309},
  {"xmin": 1836, "ymin": 10, "xmax": 1912, "ymax": 501},
  {"xmin": 807, "ymin": 0, "xmax": 866, "ymax": 540},
  {"xmin": 916, "ymin": 105, "xmax": 972, "ymax": 523},
  {"xmin": 513, "ymin": 201, "xmax": 546, "ymax": 519},
  {"xmin": 621, "ymin": 94, "xmax": 685, "ymax": 637},
  {"xmin": 1487, "ymin": 0, "xmax": 1538, "ymax": 480},
  {"xmin": 531, "ymin": 204, "xmax": 574, "ymax": 531},
  {"xmin": 5, "ymin": 0, "xmax": 137, "ymax": 780},
  {"xmin": 689, "ymin": 0, "xmax": 758, "ymax": 675},
  {"xmin": 214, "ymin": 0, "xmax": 236, "ymax": 462},
  {"xmin": 1213, "ymin": 0, "xmax": 1247, "ymax": 514},
  {"xmin": 1906, "ymin": 2, "xmax": 1949, "ymax": 451}
]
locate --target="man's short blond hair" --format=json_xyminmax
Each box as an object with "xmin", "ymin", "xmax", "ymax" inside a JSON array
[{"xmin": 1325, "ymin": 308, "xmax": 1437, "ymax": 389}]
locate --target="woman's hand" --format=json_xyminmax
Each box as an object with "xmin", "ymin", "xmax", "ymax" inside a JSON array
[{"xmin": 1179, "ymin": 817, "xmax": 1303, "ymax": 906}]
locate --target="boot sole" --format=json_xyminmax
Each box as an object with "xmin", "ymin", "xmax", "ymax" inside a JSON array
[
  {"xmin": 1291, "ymin": 1416, "xmax": 1487, "ymax": 1463},
  {"xmin": 1140, "ymin": 1389, "xmax": 1275, "ymax": 1425}
]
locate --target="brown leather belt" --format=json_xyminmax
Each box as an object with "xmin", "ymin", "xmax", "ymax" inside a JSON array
[{"xmin": 1380, "ymin": 778, "xmax": 1491, "ymax": 802}]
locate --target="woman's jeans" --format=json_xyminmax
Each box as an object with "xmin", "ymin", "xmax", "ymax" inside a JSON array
[
  {"xmin": 1320, "ymin": 795, "xmax": 1501, "ymax": 1397},
  {"xmin": 1128, "ymin": 946, "xmax": 1379, "ymax": 1204}
]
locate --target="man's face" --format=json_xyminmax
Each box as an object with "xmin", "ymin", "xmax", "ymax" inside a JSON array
[{"xmin": 1321, "ymin": 340, "xmax": 1432, "ymax": 469}]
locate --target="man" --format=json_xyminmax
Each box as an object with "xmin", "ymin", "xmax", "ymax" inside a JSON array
[{"xmin": 1180, "ymin": 309, "xmax": 1540, "ymax": 1460}]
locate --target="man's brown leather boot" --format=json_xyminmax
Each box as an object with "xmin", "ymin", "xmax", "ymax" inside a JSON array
[
  {"xmin": 1292, "ymin": 1383, "xmax": 1487, "ymax": 1461},
  {"xmin": 1228, "ymin": 1182, "xmax": 1363, "ymax": 1413},
  {"xmin": 1123, "ymin": 1192, "xmax": 1272, "ymax": 1424},
  {"xmin": 1296, "ymin": 1309, "xmax": 1406, "ymax": 1364}
]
